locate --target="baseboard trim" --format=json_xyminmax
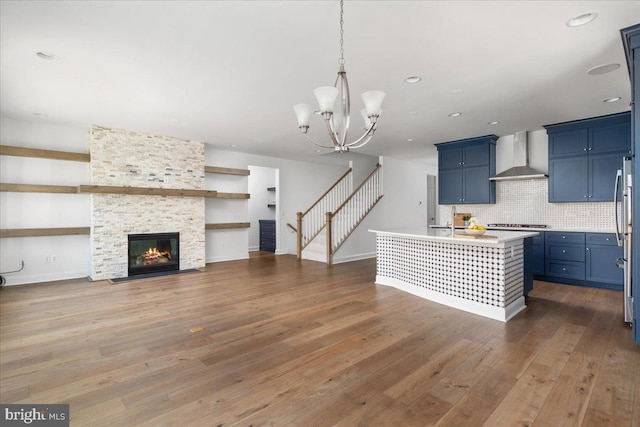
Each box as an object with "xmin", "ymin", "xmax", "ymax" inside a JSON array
[
  {"xmin": 206, "ymin": 254, "xmax": 250, "ymax": 263},
  {"xmin": 1, "ymin": 270, "xmax": 89, "ymax": 286},
  {"xmin": 332, "ymin": 251, "xmax": 376, "ymax": 264}
]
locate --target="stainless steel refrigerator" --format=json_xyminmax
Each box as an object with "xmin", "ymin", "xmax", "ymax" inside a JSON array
[{"xmin": 615, "ymin": 157, "xmax": 633, "ymax": 324}]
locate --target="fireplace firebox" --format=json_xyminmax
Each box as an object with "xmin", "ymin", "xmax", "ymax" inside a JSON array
[{"xmin": 128, "ymin": 232, "xmax": 179, "ymax": 276}]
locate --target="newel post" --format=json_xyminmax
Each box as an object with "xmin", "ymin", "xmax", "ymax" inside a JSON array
[
  {"xmin": 326, "ymin": 212, "xmax": 333, "ymax": 266},
  {"xmin": 296, "ymin": 212, "xmax": 303, "ymax": 259}
]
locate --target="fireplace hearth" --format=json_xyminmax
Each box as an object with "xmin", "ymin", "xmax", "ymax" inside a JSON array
[{"xmin": 128, "ymin": 232, "xmax": 179, "ymax": 276}]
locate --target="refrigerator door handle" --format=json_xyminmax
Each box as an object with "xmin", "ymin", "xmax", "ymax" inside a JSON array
[{"xmin": 614, "ymin": 169, "xmax": 623, "ymax": 246}]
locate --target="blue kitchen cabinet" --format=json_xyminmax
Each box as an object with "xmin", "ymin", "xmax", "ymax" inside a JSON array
[
  {"xmin": 544, "ymin": 232, "xmax": 585, "ymax": 282},
  {"xmin": 438, "ymin": 168, "xmax": 463, "ymax": 204},
  {"xmin": 531, "ymin": 232, "xmax": 545, "ymax": 276},
  {"xmin": 548, "ymin": 156, "xmax": 588, "ymax": 202},
  {"xmin": 436, "ymin": 135, "xmax": 497, "ymax": 205},
  {"xmin": 585, "ymin": 233, "xmax": 623, "ymax": 290},
  {"xmin": 619, "ymin": 24, "xmax": 639, "ymax": 343},
  {"xmin": 548, "ymin": 129, "xmax": 588, "ymax": 157},
  {"xmin": 544, "ymin": 112, "xmax": 631, "ymax": 203},
  {"xmin": 590, "ymin": 152, "xmax": 626, "ymax": 201}
]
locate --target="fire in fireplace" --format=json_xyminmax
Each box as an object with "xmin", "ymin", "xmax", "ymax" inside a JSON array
[{"xmin": 128, "ymin": 232, "xmax": 179, "ymax": 276}]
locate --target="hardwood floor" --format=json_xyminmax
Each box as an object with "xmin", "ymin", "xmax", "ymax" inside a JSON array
[{"xmin": 1, "ymin": 252, "xmax": 639, "ymax": 426}]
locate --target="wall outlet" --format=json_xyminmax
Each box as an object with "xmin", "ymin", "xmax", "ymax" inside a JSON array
[{"xmin": 51, "ymin": 255, "xmax": 57, "ymax": 262}]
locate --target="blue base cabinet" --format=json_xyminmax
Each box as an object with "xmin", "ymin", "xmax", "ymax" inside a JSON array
[
  {"xmin": 436, "ymin": 135, "xmax": 497, "ymax": 205},
  {"xmin": 585, "ymin": 233, "xmax": 623, "ymax": 290},
  {"xmin": 259, "ymin": 220, "xmax": 276, "ymax": 252},
  {"xmin": 544, "ymin": 112, "xmax": 631, "ymax": 203},
  {"xmin": 531, "ymin": 231, "xmax": 623, "ymax": 290}
]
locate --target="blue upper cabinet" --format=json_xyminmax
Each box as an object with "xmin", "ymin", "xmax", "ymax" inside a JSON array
[
  {"xmin": 436, "ymin": 135, "xmax": 497, "ymax": 204},
  {"xmin": 544, "ymin": 112, "xmax": 631, "ymax": 203}
]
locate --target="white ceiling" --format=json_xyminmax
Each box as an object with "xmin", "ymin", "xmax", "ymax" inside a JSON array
[{"xmin": 1, "ymin": 1, "xmax": 638, "ymax": 166}]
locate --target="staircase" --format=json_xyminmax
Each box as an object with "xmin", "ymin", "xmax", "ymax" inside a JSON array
[{"xmin": 297, "ymin": 162, "xmax": 383, "ymax": 265}]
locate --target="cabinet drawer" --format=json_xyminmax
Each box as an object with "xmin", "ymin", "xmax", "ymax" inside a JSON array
[
  {"xmin": 546, "ymin": 243, "xmax": 585, "ymax": 262},
  {"xmin": 545, "ymin": 259, "xmax": 585, "ymax": 280},
  {"xmin": 545, "ymin": 231, "xmax": 585, "ymax": 243},
  {"xmin": 585, "ymin": 232, "xmax": 617, "ymax": 246},
  {"xmin": 260, "ymin": 230, "xmax": 276, "ymax": 238}
]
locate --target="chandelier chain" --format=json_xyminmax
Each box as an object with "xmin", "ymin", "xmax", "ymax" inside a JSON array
[{"xmin": 339, "ymin": 0, "xmax": 344, "ymax": 65}]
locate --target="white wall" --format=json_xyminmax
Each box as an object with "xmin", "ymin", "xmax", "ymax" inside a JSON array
[
  {"xmin": 0, "ymin": 117, "xmax": 90, "ymax": 285},
  {"xmin": 205, "ymin": 148, "xmax": 351, "ymax": 259},
  {"xmin": 248, "ymin": 165, "xmax": 277, "ymax": 251}
]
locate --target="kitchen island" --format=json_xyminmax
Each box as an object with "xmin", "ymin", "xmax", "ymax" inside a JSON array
[{"xmin": 369, "ymin": 227, "xmax": 539, "ymax": 322}]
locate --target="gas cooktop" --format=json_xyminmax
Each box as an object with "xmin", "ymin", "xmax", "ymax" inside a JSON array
[{"xmin": 487, "ymin": 224, "xmax": 549, "ymax": 229}]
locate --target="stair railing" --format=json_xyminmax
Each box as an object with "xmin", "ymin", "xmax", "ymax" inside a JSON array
[
  {"xmin": 326, "ymin": 163, "xmax": 383, "ymax": 265},
  {"xmin": 296, "ymin": 168, "xmax": 353, "ymax": 258}
]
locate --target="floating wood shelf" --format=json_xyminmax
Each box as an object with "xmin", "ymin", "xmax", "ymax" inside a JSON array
[
  {"xmin": 214, "ymin": 192, "xmax": 250, "ymax": 199},
  {"xmin": 205, "ymin": 222, "xmax": 250, "ymax": 230},
  {"xmin": 1, "ymin": 227, "xmax": 90, "ymax": 238},
  {"xmin": 0, "ymin": 183, "xmax": 79, "ymax": 194},
  {"xmin": 0, "ymin": 145, "xmax": 90, "ymax": 162},
  {"xmin": 78, "ymin": 185, "xmax": 218, "ymax": 198},
  {"xmin": 205, "ymin": 166, "xmax": 250, "ymax": 176}
]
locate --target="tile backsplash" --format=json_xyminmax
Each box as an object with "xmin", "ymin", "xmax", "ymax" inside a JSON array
[{"xmin": 437, "ymin": 179, "xmax": 615, "ymax": 232}]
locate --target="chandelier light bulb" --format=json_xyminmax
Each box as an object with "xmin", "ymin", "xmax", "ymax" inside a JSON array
[
  {"xmin": 294, "ymin": 104, "xmax": 314, "ymax": 128},
  {"xmin": 313, "ymin": 86, "xmax": 339, "ymax": 113},
  {"xmin": 361, "ymin": 91, "xmax": 386, "ymax": 117}
]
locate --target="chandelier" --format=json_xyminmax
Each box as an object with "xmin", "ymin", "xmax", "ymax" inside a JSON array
[{"xmin": 293, "ymin": 0, "xmax": 385, "ymax": 153}]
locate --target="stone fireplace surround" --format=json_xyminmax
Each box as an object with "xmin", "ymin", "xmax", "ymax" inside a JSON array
[{"xmin": 88, "ymin": 125, "xmax": 206, "ymax": 280}]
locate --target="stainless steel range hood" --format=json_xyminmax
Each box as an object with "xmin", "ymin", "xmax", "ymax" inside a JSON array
[{"xmin": 490, "ymin": 131, "xmax": 547, "ymax": 181}]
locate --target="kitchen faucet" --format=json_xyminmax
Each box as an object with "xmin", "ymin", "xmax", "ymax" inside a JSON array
[{"xmin": 451, "ymin": 206, "xmax": 456, "ymax": 236}]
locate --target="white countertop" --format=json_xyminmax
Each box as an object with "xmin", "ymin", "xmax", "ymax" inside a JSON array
[{"xmin": 369, "ymin": 227, "xmax": 538, "ymax": 247}]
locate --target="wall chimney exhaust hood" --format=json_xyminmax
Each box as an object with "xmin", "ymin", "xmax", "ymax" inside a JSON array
[{"xmin": 490, "ymin": 131, "xmax": 547, "ymax": 181}]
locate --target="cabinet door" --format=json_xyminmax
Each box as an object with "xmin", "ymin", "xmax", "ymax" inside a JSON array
[
  {"xmin": 589, "ymin": 152, "xmax": 624, "ymax": 201},
  {"xmin": 548, "ymin": 157, "xmax": 589, "ymax": 202},
  {"xmin": 438, "ymin": 168, "xmax": 463, "ymax": 204},
  {"xmin": 532, "ymin": 244, "xmax": 544, "ymax": 275},
  {"xmin": 439, "ymin": 148, "xmax": 462, "ymax": 170},
  {"xmin": 589, "ymin": 122, "xmax": 631, "ymax": 154},
  {"xmin": 549, "ymin": 129, "xmax": 588, "ymax": 157},
  {"xmin": 462, "ymin": 166, "xmax": 491, "ymax": 204},
  {"xmin": 462, "ymin": 144, "xmax": 489, "ymax": 167},
  {"xmin": 586, "ymin": 245, "xmax": 623, "ymax": 288}
]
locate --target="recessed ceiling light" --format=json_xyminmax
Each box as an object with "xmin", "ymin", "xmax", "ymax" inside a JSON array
[
  {"xmin": 230, "ymin": 144, "xmax": 237, "ymax": 148},
  {"xmin": 603, "ymin": 97, "xmax": 622, "ymax": 103},
  {"xmin": 406, "ymin": 138, "xmax": 414, "ymax": 142},
  {"xmin": 36, "ymin": 51, "xmax": 59, "ymax": 60},
  {"xmin": 488, "ymin": 121, "xmax": 500, "ymax": 125},
  {"xmin": 407, "ymin": 111, "xmax": 417, "ymax": 116},
  {"xmin": 315, "ymin": 149, "xmax": 323, "ymax": 153},
  {"xmin": 404, "ymin": 76, "xmax": 422, "ymax": 84},
  {"xmin": 587, "ymin": 63, "xmax": 620, "ymax": 75},
  {"xmin": 566, "ymin": 13, "xmax": 597, "ymax": 27},
  {"xmin": 32, "ymin": 112, "xmax": 47, "ymax": 118},
  {"xmin": 448, "ymin": 112, "xmax": 462, "ymax": 117},
  {"xmin": 452, "ymin": 89, "xmax": 464, "ymax": 94}
]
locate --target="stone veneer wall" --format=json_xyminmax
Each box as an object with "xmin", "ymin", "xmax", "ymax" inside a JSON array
[{"xmin": 88, "ymin": 125, "xmax": 205, "ymax": 280}]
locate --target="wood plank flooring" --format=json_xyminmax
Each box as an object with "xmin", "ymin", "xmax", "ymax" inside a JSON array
[{"xmin": 1, "ymin": 252, "xmax": 639, "ymax": 426}]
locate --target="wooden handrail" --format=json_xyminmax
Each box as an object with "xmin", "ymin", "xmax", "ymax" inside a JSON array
[
  {"xmin": 301, "ymin": 168, "xmax": 352, "ymax": 216},
  {"xmin": 286, "ymin": 223, "xmax": 297, "ymax": 232},
  {"xmin": 330, "ymin": 163, "xmax": 381, "ymax": 217}
]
